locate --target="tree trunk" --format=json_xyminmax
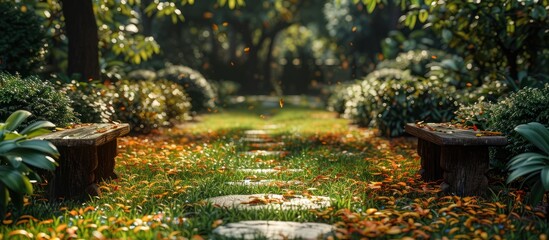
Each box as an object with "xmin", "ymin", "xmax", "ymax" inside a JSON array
[
  {"xmin": 140, "ymin": 0, "xmax": 154, "ymax": 36},
  {"xmin": 61, "ymin": 0, "xmax": 100, "ymax": 81},
  {"xmin": 263, "ymin": 36, "xmax": 281, "ymax": 95},
  {"xmin": 243, "ymin": 47, "xmax": 264, "ymax": 94}
]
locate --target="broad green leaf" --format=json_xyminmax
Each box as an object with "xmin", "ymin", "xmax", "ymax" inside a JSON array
[
  {"xmin": 3, "ymin": 110, "xmax": 31, "ymax": 132},
  {"xmin": 508, "ymin": 153, "xmax": 549, "ymax": 169},
  {"xmin": 515, "ymin": 122, "xmax": 549, "ymax": 154},
  {"xmin": 229, "ymin": 0, "xmax": 236, "ymax": 9},
  {"xmin": 541, "ymin": 167, "xmax": 549, "ymax": 191},
  {"xmin": 0, "ymin": 140, "xmax": 18, "ymax": 153},
  {"xmin": 0, "ymin": 168, "xmax": 32, "ymax": 194},
  {"xmin": 6, "ymin": 151, "xmax": 58, "ymax": 171},
  {"xmin": 17, "ymin": 140, "xmax": 59, "ymax": 158},
  {"xmin": 508, "ymin": 164, "xmax": 545, "ymax": 183},
  {"xmin": 20, "ymin": 121, "xmax": 55, "ymax": 137},
  {"xmin": 367, "ymin": 0, "xmax": 376, "ymax": 14},
  {"xmin": 529, "ymin": 181, "xmax": 545, "ymax": 205},
  {"xmin": 418, "ymin": 9, "xmax": 428, "ymax": 23}
]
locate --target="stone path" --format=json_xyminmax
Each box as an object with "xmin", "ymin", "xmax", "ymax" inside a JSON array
[
  {"xmin": 210, "ymin": 126, "xmax": 334, "ymax": 239},
  {"xmin": 212, "ymin": 221, "xmax": 334, "ymax": 240},
  {"xmin": 207, "ymin": 194, "xmax": 331, "ymax": 210}
]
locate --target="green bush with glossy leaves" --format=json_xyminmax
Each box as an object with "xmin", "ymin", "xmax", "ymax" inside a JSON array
[
  {"xmin": 336, "ymin": 68, "xmax": 458, "ymax": 137},
  {"xmin": 0, "ymin": 73, "xmax": 77, "ymax": 128},
  {"xmin": 0, "ymin": 110, "xmax": 58, "ymax": 217},
  {"xmin": 489, "ymin": 84, "xmax": 549, "ymax": 160},
  {"xmin": 60, "ymin": 81, "xmax": 115, "ymax": 123},
  {"xmin": 157, "ymin": 65, "xmax": 217, "ymax": 113},
  {"xmin": 377, "ymin": 49, "xmax": 450, "ymax": 76},
  {"xmin": 507, "ymin": 122, "xmax": 549, "ymax": 206},
  {"xmin": 111, "ymin": 79, "xmax": 191, "ymax": 133},
  {"xmin": 126, "ymin": 69, "xmax": 157, "ymax": 81},
  {"xmin": 0, "ymin": 2, "xmax": 46, "ymax": 75}
]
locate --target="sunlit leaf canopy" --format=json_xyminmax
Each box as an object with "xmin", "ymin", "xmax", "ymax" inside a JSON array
[{"xmin": 6, "ymin": 0, "xmax": 549, "ymax": 93}]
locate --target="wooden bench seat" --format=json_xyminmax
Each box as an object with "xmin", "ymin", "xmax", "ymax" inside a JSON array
[
  {"xmin": 405, "ymin": 123, "xmax": 507, "ymax": 196},
  {"xmin": 38, "ymin": 123, "xmax": 130, "ymax": 200}
]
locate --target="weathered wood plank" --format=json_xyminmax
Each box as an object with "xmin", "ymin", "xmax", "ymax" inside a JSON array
[
  {"xmin": 48, "ymin": 145, "xmax": 99, "ymax": 200},
  {"xmin": 417, "ymin": 139, "xmax": 443, "ymax": 181},
  {"xmin": 405, "ymin": 123, "xmax": 507, "ymax": 146},
  {"xmin": 439, "ymin": 146, "xmax": 489, "ymax": 196},
  {"xmin": 38, "ymin": 123, "xmax": 130, "ymax": 146}
]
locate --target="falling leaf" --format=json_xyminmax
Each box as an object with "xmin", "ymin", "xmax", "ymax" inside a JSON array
[{"xmin": 279, "ymin": 98, "xmax": 284, "ymax": 108}]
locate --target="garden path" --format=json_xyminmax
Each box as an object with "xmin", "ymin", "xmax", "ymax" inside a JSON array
[{"xmin": 208, "ymin": 127, "xmax": 335, "ymax": 239}]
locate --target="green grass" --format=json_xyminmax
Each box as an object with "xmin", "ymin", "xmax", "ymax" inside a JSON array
[{"xmin": 1, "ymin": 102, "xmax": 547, "ymax": 239}]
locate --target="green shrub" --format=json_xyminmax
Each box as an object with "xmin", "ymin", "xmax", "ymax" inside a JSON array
[
  {"xmin": 454, "ymin": 101, "xmax": 493, "ymax": 131},
  {"xmin": 488, "ymin": 84, "xmax": 549, "ymax": 160},
  {"xmin": 157, "ymin": 65, "xmax": 217, "ymax": 113},
  {"xmin": 0, "ymin": 2, "xmax": 45, "ymax": 75},
  {"xmin": 0, "ymin": 73, "xmax": 77, "ymax": 127},
  {"xmin": 111, "ymin": 79, "xmax": 191, "ymax": 133},
  {"xmin": 326, "ymin": 82, "xmax": 355, "ymax": 115},
  {"xmin": 376, "ymin": 50, "xmax": 449, "ymax": 76},
  {"xmin": 126, "ymin": 69, "xmax": 157, "ymax": 81},
  {"xmin": 60, "ymin": 81, "xmax": 115, "ymax": 123},
  {"xmin": 506, "ymin": 122, "xmax": 549, "ymax": 206},
  {"xmin": 211, "ymin": 80, "xmax": 241, "ymax": 106},
  {"xmin": 111, "ymin": 80, "xmax": 167, "ymax": 133},
  {"xmin": 341, "ymin": 69, "xmax": 458, "ymax": 137},
  {"xmin": 0, "ymin": 110, "xmax": 58, "ymax": 217},
  {"xmin": 427, "ymin": 55, "xmax": 475, "ymax": 89},
  {"xmin": 457, "ymin": 81, "xmax": 509, "ymax": 104},
  {"xmin": 455, "ymin": 84, "xmax": 549, "ymax": 170},
  {"xmin": 156, "ymin": 79, "xmax": 191, "ymax": 123}
]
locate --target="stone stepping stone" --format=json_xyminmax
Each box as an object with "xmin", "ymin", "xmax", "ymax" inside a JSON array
[
  {"xmin": 212, "ymin": 220, "xmax": 334, "ymax": 240},
  {"xmin": 237, "ymin": 168, "xmax": 304, "ymax": 174},
  {"xmin": 226, "ymin": 179, "xmax": 302, "ymax": 186},
  {"xmin": 244, "ymin": 130, "xmax": 272, "ymax": 136},
  {"xmin": 249, "ymin": 142, "xmax": 285, "ymax": 150},
  {"xmin": 207, "ymin": 194, "xmax": 331, "ymax": 210},
  {"xmin": 242, "ymin": 150, "xmax": 288, "ymax": 157},
  {"xmin": 240, "ymin": 137, "xmax": 275, "ymax": 143}
]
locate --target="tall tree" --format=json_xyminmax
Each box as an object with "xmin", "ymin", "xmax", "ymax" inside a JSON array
[{"xmin": 60, "ymin": 0, "xmax": 100, "ymax": 80}]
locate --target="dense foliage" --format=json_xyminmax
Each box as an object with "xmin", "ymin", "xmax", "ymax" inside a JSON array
[
  {"xmin": 0, "ymin": 73, "xmax": 77, "ymax": 127},
  {"xmin": 0, "ymin": 110, "xmax": 58, "ymax": 217},
  {"xmin": 329, "ymin": 50, "xmax": 461, "ymax": 137},
  {"xmin": 60, "ymin": 81, "xmax": 115, "ymax": 123},
  {"xmin": 0, "ymin": 2, "xmax": 46, "ymax": 75},
  {"xmin": 111, "ymin": 79, "xmax": 191, "ymax": 133},
  {"xmin": 330, "ymin": 67, "xmax": 457, "ymax": 137},
  {"xmin": 157, "ymin": 65, "xmax": 217, "ymax": 113},
  {"xmin": 507, "ymin": 122, "xmax": 549, "ymax": 206},
  {"xmin": 489, "ymin": 84, "xmax": 549, "ymax": 159},
  {"xmin": 211, "ymin": 80, "xmax": 241, "ymax": 106},
  {"xmin": 455, "ymin": 84, "xmax": 549, "ymax": 170}
]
